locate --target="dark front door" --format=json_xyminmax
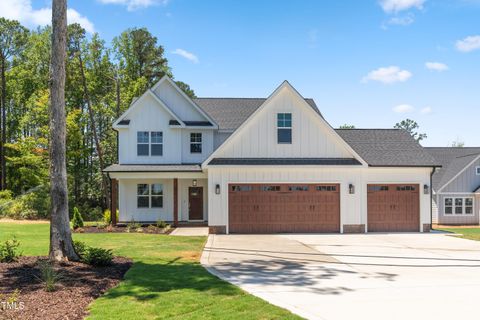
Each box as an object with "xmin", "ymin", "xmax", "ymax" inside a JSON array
[{"xmin": 189, "ymin": 187, "xmax": 203, "ymax": 220}]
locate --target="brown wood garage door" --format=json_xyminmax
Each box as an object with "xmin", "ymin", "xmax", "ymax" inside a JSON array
[
  {"xmin": 228, "ymin": 184, "xmax": 340, "ymax": 234},
  {"xmin": 367, "ymin": 184, "xmax": 420, "ymax": 232}
]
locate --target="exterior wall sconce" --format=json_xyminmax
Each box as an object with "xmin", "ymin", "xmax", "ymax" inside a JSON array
[
  {"xmin": 349, "ymin": 184, "xmax": 355, "ymax": 194},
  {"xmin": 215, "ymin": 184, "xmax": 221, "ymax": 195},
  {"xmin": 192, "ymin": 179, "xmax": 197, "ymax": 187},
  {"xmin": 424, "ymin": 184, "xmax": 430, "ymax": 195}
]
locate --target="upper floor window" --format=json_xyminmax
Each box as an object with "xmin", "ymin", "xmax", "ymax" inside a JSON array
[
  {"xmin": 190, "ymin": 133, "xmax": 202, "ymax": 153},
  {"xmin": 277, "ymin": 113, "xmax": 292, "ymax": 144},
  {"xmin": 476, "ymin": 166, "xmax": 480, "ymax": 175},
  {"xmin": 137, "ymin": 131, "xmax": 162, "ymax": 156}
]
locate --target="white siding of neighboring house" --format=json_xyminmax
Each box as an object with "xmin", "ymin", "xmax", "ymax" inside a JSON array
[
  {"xmin": 213, "ymin": 87, "xmax": 355, "ymax": 159},
  {"xmin": 207, "ymin": 166, "xmax": 432, "ymax": 233}
]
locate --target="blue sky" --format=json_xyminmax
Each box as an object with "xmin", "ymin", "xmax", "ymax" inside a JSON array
[{"xmin": 2, "ymin": 0, "xmax": 480, "ymax": 146}]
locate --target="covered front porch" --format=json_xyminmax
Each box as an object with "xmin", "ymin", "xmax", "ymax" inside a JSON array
[{"xmin": 104, "ymin": 164, "xmax": 208, "ymax": 225}]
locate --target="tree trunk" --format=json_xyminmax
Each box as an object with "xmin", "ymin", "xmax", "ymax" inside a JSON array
[
  {"xmin": 49, "ymin": 0, "xmax": 79, "ymax": 262},
  {"xmin": 0, "ymin": 58, "xmax": 6, "ymax": 190},
  {"xmin": 75, "ymin": 48, "xmax": 110, "ymax": 209}
]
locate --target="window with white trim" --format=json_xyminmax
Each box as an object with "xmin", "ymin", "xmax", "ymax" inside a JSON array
[
  {"xmin": 190, "ymin": 133, "xmax": 202, "ymax": 153},
  {"xmin": 277, "ymin": 113, "xmax": 292, "ymax": 144},
  {"xmin": 137, "ymin": 183, "xmax": 163, "ymax": 208},
  {"xmin": 444, "ymin": 197, "xmax": 474, "ymax": 215},
  {"xmin": 476, "ymin": 166, "xmax": 480, "ymax": 175},
  {"xmin": 137, "ymin": 131, "xmax": 163, "ymax": 156}
]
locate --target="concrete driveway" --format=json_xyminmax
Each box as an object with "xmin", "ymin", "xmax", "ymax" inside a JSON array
[{"xmin": 201, "ymin": 233, "xmax": 480, "ymax": 320}]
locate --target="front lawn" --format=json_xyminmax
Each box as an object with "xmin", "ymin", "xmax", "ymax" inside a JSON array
[
  {"xmin": 436, "ymin": 227, "xmax": 480, "ymax": 241},
  {"xmin": 0, "ymin": 222, "xmax": 301, "ymax": 320}
]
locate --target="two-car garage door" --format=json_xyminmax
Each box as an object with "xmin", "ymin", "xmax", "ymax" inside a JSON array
[
  {"xmin": 228, "ymin": 183, "xmax": 420, "ymax": 234},
  {"xmin": 228, "ymin": 184, "xmax": 340, "ymax": 234}
]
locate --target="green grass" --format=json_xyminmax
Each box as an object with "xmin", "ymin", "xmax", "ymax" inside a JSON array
[
  {"xmin": 437, "ymin": 227, "xmax": 480, "ymax": 241},
  {"xmin": 0, "ymin": 222, "xmax": 302, "ymax": 320}
]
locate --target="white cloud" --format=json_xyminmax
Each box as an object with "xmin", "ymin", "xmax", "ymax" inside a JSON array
[
  {"xmin": 420, "ymin": 107, "xmax": 433, "ymax": 114},
  {"xmin": 388, "ymin": 15, "xmax": 414, "ymax": 26},
  {"xmin": 425, "ymin": 62, "xmax": 449, "ymax": 71},
  {"xmin": 456, "ymin": 35, "xmax": 480, "ymax": 52},
  {"xmin": 393, "ymin": 104, "xmax": 415, "ymax": 113},
  {"xmin": 362, "ymin": 66, "xmax": 412, "ymax": 84},
  {"xmin": 0, "ymin": 0, "xmax": 94, "ymax": 33},
  {"xmin": 379, "ymin": 0, "xmax": 426, "ymax": 13},
  {"xmin": 171, "ymin": 49, "xmax": 199, "ymax": 63},
  {"xmin": 98, "ymin": 0, "xmax": 169, "ymax": 11}
]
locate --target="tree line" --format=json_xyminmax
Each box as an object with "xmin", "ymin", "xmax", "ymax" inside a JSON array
[{"xmin": 0, "ymin": 17, "xmax": 194, "ymax": 220}]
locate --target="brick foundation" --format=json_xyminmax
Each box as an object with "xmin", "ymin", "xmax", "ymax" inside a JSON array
[
  {"xmin": 423, "ymin": 224, "xmax": 431, "ymax": 233},
  {"xmin": 209, "ymin": 226, "xmax": 227, "ymax": 234},
  {"xmin": 343, "ymin": 224, "xmax": 366, "ymax": 234}
]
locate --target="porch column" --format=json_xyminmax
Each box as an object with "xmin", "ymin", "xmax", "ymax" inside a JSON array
[
  {"xmin": 111, "ymin": 178, "xmax": 118, "ymax": 225},
  {"xmin": 173, "ymin": 178, "xmax": 178, "ymax": 226}
]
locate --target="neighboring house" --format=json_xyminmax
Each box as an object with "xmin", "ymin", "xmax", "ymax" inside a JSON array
[
  {"xmin": 426, "ymin": 148, "xmax": 480, "ymax": 225},
  {"xmin": 104, "ymin": 76, "xmax": 439, "ymax": 234}
]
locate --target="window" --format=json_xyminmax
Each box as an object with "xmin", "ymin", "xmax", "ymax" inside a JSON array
[
  {"xmin": 137, "ymin": 131, "xmax": 162, "ymax": 156},
  {"xmin": 190, "ymin": 133, "xmax": 202, "ymax": 153},
  {"xmin": 396, "ymin": 186, "xmax": 416, "ymax": 191},
  {"xmin": 137, "ymin": 131, "xmax": 149, "ymax": 156},
  {"xmin": 316, "ymin": 185, "xmax": 337, "ymax": 192},
  {"xmin": 288, "ymin": 186, "xmax": 309, "ymax": 191},
  {"xmin": 277, "ymin": 113, "xmax": 292, "ymax": 144},
  {"xmin": 137, "ymin": 183, "xmax": 163, "ymax": 208},
  {"xmin": 231, "ymin": 185, "xmax": 253, "ymax": 192},
  {"xmin": 368, "ymin": 186, "xmax": 389, "ymax": 192},
  {"xmin": 151, "ymin": 132, "xmax": 163, "ymax": 156},
  {"xmin": 262, "ymin": 185, "xmax": 281, "ymax": 192},
  {"xmin": 445, "ymin": 197, "xmax": 474, "ymax": 215},
  {"xmin": 476, "ymin": 166, "xmax": 480, "ymax": 175},
  {"xmin": 444, "ymin": 198, "xmax": 453, "ymax": 215},
  {"xmin": 137, "ymin": 184, "xmax": 149, "ymax": 208}
]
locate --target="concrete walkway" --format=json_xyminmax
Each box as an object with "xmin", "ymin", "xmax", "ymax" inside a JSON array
[
  {"xmin": 201, "ymin": 233, "xmax": 480, "ymax": 320},
  {"xmin": 170, "ymin": 227, "xmax": 209, "ymax": 236}
]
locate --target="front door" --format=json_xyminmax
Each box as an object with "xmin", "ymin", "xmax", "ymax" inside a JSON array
[{"xmin": 188, "ymin": 187, "xmax": 203, "ymax": 220}]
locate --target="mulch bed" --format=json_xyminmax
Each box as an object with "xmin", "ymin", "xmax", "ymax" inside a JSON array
[
  {"xmin": 75, "ymin": 225, "xmax": 174, "ymax": 234},
  {"xmin": 0, "ymin": 256, "xmax": 132, "ymax": 320}
]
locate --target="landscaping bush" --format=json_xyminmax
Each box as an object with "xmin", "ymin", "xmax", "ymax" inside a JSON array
[
  {"xmin": 82, "ymin": 247, "xmax": 113, "ymax": 267},
  {"xmin": 156, "ymin": 219, "xmax": 167, "ymax": 228},
  {"xmin": 36, "ymin": 260, "xmax": 63, "ymax": 292},
  {"xmin": 126, "ymin": 219, "xmax": 141, "ymax": 233},
  {"xmin": 73, "ymin": 240, "xmax": 88, "ymax": 259},
  {"xmin": 103, "ymin": 209, "xmax": 111, "ymax": 224},
  {"xmin": 0, "ymin": 185, "xmax": 50, "ymax": 219},
  {"xmin": 0, "ymin": 237, "xmax": 21, "ymax": 263},
  {"xmin": 71, "ymin": 207, "xmax": 84, "ymax": 229}
]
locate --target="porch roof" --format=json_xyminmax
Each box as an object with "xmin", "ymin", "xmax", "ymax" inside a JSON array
[{"xmin": 103, "ymin": 164, "xmax": 202, "ymax": 173}]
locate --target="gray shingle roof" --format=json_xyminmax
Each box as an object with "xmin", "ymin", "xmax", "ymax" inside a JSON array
[
  {"xmin": 336, "ymin": 129, "xmax": 439, "ymax": 167},
  {"xmin": 103, "ymin": 164, "xmax": 202, "ymax": 172},
  {"xmin": 193, "ymin": 98, "xmax": 321, "ymax": 131},
  {"xmin": 208, "ymin": 158, "xmax": 362, "ymax": 166},
  {"xmin": 425, "ymin": 147, "xmax": 480, "ymax": 191}
]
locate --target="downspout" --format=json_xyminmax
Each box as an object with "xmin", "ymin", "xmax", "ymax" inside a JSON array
[{"xmin": 430, "ymin": 167, "xmax": 436, "ymax": 231}]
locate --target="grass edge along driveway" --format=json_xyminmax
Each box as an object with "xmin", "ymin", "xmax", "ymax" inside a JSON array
[
  {"xmin": 0, "ymin": 222, "xmax": 302, "ymax": 320},
  {"xmin": 437, "ymin": 227, "xmax": 480, "ymax": 242}
]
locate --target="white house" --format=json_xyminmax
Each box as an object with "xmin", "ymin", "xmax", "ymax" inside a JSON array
[{"xmin": 104, "ymin": 76, "xmax": 439, "ymax": 234}]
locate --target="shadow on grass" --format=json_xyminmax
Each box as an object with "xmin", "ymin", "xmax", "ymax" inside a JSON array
[{"xmin": 101, "ymin": 260, "xmax": 240, "ymax": 301}]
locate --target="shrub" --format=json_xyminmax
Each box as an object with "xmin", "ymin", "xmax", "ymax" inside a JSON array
[
  {"xmin": 0, "ymin": 237, "xmax": 21, "ymax": 263},
  {"xmin": 82, "ymin": 247, "xmax": 113, "ymax": 267},
  {"xmin": 97, "ymin": 222, "xmax": 108, "ymax": 229},
  {"xmin": 156, "ymin": 220, "xmax": 167, "ymax": 228},
  {"xmin": 72, "ymin": 240, "xmax": 88, "ymax": 259},
  {"xmin": 71, "ymin": 207, "xmax": 84, "ymax": 229},
  {"xmin": 0, "ymin": 185, "xmax": 50, "ymax": 220},
  {"xmin": 126, "ymin": 219, "xmax": 141, "ymax": 233},
  {"xmin": 36, "ymin": 260, "xmax": 63, "ymax": 292},
  {"xmin": 103, "ymin": 209, "xmax": 111, "ymax": 224},
  {"xmin": 146, "ymin": 225, "xmax": 159, "ymax": 233}
]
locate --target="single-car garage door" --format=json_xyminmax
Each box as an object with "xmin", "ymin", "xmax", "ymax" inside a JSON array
[
  {"xmin": 228, "ymin": 184, "xmax": 340, "ymax": 234},
  {"xmin": 367, "ymin": 184, "xmax": 420, "ymax": 232}
]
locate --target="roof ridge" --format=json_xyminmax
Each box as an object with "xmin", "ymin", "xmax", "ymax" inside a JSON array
[
  {"xmin": 194, "ymin": 97, "xmax": 314, "ymax": 100},
  {"xmin": 336, "ymin": 128, "xmax": 402, "ymax": 131}
]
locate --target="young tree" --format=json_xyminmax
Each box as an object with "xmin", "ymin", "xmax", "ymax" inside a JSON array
[
  {"xmin": 339, "ymin": 124, "xmax": 355, "ymax": 129},
  {"xmin": 49, "ymin": 0, "xmax": 78, "ymax": 261},
  {"xmin": 394, "ymin": 119, "xmax": 427, "ymax": 142},
  {"xmin": 0, "ymin": 18, "xmax": 28, "ymax": 190},
  {"xmin": 451, "ymin": 139, "xmax": 465, "ymax": 147}
]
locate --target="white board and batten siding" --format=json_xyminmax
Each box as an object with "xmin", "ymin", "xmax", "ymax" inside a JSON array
[
  {"xmin": 213, "ymin": 86, "xmax": 354, "ymax": 159},
  {"xmin": 117, "ymin": 92, "xmax": 213, "ymax": 164},
  {"xmin": 207, "ymin": 164, "xmax": 432, "ymax": 233}
]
